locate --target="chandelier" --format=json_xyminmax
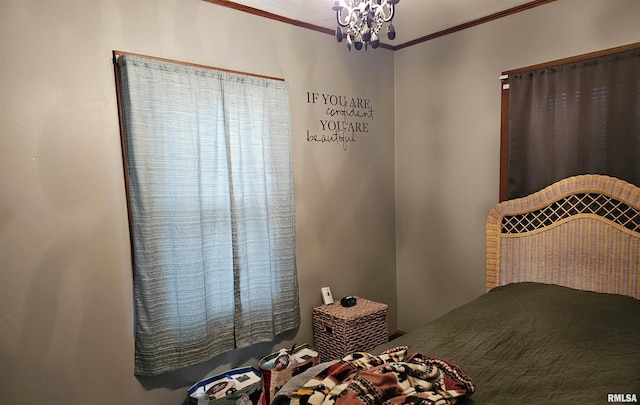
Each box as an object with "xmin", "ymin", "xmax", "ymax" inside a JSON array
[{"xmin": 332, "ymin": 0, "xmax": 400, "ymax": 51}]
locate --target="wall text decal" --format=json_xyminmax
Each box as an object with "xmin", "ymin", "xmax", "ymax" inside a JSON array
[{"xmin": 305, "ymin": 91, "xmax": 374, "ymax": 151}]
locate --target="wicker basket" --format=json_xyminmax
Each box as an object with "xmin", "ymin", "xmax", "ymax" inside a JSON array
[{"xmin": 312, "ymin": 297, "xmax": 388, "ymax": 362}]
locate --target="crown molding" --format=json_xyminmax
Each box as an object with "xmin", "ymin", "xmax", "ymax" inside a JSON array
[{"xmin": 202, "ymin": 0, "xmax": 556, "ymax": 51}]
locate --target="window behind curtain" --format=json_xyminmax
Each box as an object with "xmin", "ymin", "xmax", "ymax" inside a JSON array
[
  {"xmin": 500, "ymin": 44, "xmax": 640, "ymax": 201},
  {"xmin": 114, "ymin": 53, "xmax": 299, "ymax": 376}
]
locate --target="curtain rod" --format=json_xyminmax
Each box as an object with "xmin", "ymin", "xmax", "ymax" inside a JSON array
[
  {"xmin": 112, "ymin": 50, "xmax": 285, "ymax": 82},
  {"xmin": 501, "ymin": 41, "xmax": 640, "ymax": 76}
]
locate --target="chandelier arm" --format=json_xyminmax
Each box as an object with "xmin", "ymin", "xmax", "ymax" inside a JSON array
[
  {"xmin": 336, "ymin": 11, "xmax": 350, "ymax": 27},
  {"xmin": 333, "ymin": 0, "xmax": 350, "ymax": 27},
  {"xmin": 336, "ymin": 5, "xmax": 360, "ymax": 27},
  {"xmin": 384, "ymin": 5, "xmax": 395, "ymax": 22},
  {"xmin": 374, "ymin": 2, "xmax": 395, "ymax": 23}
]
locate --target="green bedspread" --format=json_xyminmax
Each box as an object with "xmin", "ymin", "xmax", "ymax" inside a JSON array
[{"xmin": 375, "ymin": 282, "xmax": 640, "ymax": 405}]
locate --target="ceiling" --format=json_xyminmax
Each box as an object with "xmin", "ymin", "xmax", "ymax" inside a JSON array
[{"xmin": 210, "ymin": 0, "xmax": 551, "ymax": 48}]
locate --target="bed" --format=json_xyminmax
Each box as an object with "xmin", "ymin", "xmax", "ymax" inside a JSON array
[{"xmin": 274, "ymin": 174, "xmax": 640, "ymax": 405}]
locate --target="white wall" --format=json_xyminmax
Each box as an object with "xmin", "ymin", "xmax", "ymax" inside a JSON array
[
  {"xmin": 0, "ymin": 1, "xmax": 396, "ymax": 403},
  {"xmin": 394, "ymin": 0, "xmax": 640, "ymax": 332}
]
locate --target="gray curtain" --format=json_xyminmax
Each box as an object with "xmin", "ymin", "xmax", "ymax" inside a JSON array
[
  {"xmin": 507, "ymin": 48, "xmax": 640, "ymax": 199},
  {"xmin": 117, "ymin": 55, "xmax": 299, "ymax": 376}
]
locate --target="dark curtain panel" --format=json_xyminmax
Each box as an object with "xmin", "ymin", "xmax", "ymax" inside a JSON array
[{"xmin": 507, "ymin": 48, "xmax": 640, "ymax": 199}]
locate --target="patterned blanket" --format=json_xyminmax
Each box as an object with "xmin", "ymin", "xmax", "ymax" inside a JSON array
[{"xmin": 289, "ymin": 346, "xmax": 474, "ymax": 405}]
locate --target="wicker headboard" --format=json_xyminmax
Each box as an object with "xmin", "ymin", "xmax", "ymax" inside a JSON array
[{"xmin": 486, "ymin": 175, "xmax": 640, "ymax": 299}]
